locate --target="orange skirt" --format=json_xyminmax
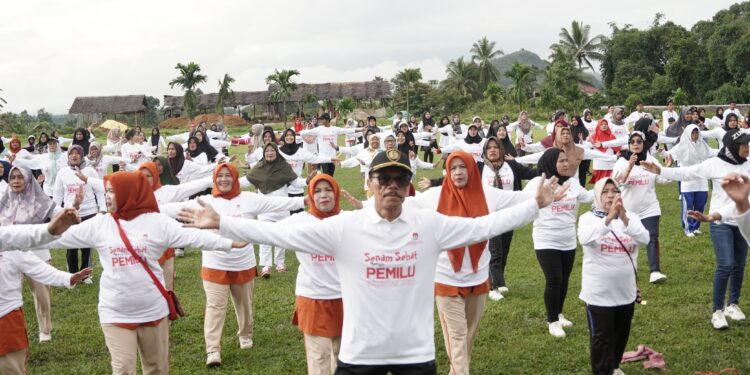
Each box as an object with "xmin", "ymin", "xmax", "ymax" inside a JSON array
[
  {"xmin": 589, "ymin": 169, "xmax": 613, "ymax": 184},
  {"xmin": 0, "ymin": 309, "xmax": 28, "ymax": 356},
  {"xmin": 292, "ymin": 296, "xmax": 343, "ymax": 338},
  {"xmin": 435, "ymin": 280, "xmax": 490, "ymax": 297},
  {"xmin": 201, "ymin": 267, "xmax": 257, "ymax": 285}
]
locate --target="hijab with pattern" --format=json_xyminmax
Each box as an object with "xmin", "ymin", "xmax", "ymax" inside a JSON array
[{"xmin": 0, "ymin": 166, "xmax": 56, "ymax": 225}]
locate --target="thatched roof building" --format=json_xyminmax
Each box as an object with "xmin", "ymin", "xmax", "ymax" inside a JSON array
[{"xmin": 69, "ymin": 95, "xmax": 148, "ymax": 114}]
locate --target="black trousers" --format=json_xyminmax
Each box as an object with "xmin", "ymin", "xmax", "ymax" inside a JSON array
[
  {"xmin": 488, "ymin": 231, "xmax": 514, "ymax": 289},
  {"xmin": 578, "ymin": 159, "xmax": 591, "ymax": 187},
  {"xmin": 335, "ymin": 360, "xmax": 436, "ymax": 375},
  {"xmin": 320, "ymin": 162, "xmax": 336, "ymax": 176},
  {"xmin": 66, "ymin": 213, "xmax": 97, "ymax": 273},
  {"xmin": 585, "ymin": 302, "xmax": 635, "ymax": 375},
  {"xmin": 535, "ymin": 249, "xmax": 576, "ymax": 322}
]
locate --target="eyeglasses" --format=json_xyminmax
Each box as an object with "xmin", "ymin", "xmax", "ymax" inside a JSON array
[
  {"xmin": 629, "ymin": 139, "xmax": 644, "ymax": 145},
  {"xmin": 372, "ymin": 173, "xmax": 411, "ymax": 188}
]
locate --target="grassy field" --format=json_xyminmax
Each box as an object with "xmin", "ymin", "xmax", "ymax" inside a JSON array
[{"xmin": 19, "ymin": 125, "xmax": 750, "ymax": 374}]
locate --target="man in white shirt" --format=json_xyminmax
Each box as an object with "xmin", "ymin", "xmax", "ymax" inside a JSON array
[
  {"xmin": 726, "ymin": 101, "xmax": 745, "ymax": 123},
  {"xmin": 299, "ymin": 113, "xmax": 363, "ymax": 176},
  {"xmin": 180, "ymin": 150, "xmax": 559, "ymax": 374},
  {"xmin": 392, "ymin": 112, "xmax": 404, "ymax": 132},
  {"xmin": 604, "ymin": 105, "xmax": 615, "ymax": 122},
  {"xmin": 662, "ymin": 100, "xmax": 678, "ymax": 125},
  {"xmin": 625, "ymin": 102, "xmax": 647, "ymax": 125}
]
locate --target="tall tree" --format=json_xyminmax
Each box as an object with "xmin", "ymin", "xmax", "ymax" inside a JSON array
[
  {"xmin": 216, "ymin": 73, "xmax": 235, "ymax": 125},
  {"xmin": 551, "ymin": 21, "xmax": 605, "ymax": 72},
  {"xmin": 266, "ymin": 69, "xmax": 300, "ymax": 125},
  {"xmin": 336, "ymin": 97, "xmax": 355, "ymax": 125},
  {"xmin": 471, "ymin": 36, "xmax": 503, "ymax": 90},
  {"xmin": 169, "ymin": 62, "xmax": 207, "ymax": 121},
  {"xmin": 444, "ymin": 57, "xmax": 479, "ymax": 100},
  {"xmin": 483, "ymin": 83, "xmax": 504, "ymax": 120},
  {"xmin": 505, "ymin": 62, "xmax": 536, "ymax": 110},
  {"xmin": 393, "ymin": 68, "xmax": 422, "ymax": 116}
]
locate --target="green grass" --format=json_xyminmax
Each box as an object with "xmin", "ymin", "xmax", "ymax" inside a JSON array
[{"xmin": 20, "ymin": 126, "xmax": 750, "ymax": 374}]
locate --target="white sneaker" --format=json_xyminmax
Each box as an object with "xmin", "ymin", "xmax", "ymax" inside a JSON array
[
  {"xmin": 488, "ymin": 289, "xmax": 504, "ymax": 301},
  {"xmin": 694, "ymin": 230, "xmax": 703, "ymax": 235},
  {"xmin": 39, "ymin": 332, "xmax": 51, "ymax": 342},
  {"xmin": 548, "ymin": 321, "xmax": 566, "ymax": 338},
  {"xmin": 206, "ymin": 351, "xmax": 221, "ymax": 366},
  {"xmin": 649, "ymin": 272, "xmax": 667, "ymax": 284},
  {"xmin": 239, "ymin": 336, "xmax": 254, "ymax": 349},
  {"xmin": 725, "ymin": 304, "xmax": 746, "ymax": 321},
  {"xmin": 83, "ymin": 277, "xmax": 93, "ymax": 285},
  {"xmin": 498, "ymin": 286, "xmax": 509, "ymax": 294},
  {"xmin": 685, "ymin": 232, "xmax": 695, "ymax": 238},
  {"xmin": 613, "ymin": 368, "xmax": 625, "ymax": 375},
  {"xmin": 175, "ymin": 249, "xmax": 185, "ymax": 257},
  {"xmin": 712, "ymin": 310, "xmax": 729, "ymax": 330},
  {"xmin": 558, "ymin": 314, "xmax": 573, "ymax": 328}
]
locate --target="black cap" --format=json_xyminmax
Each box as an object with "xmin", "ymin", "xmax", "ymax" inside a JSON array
[
  {"xmin": 369, "ymin": 150, "xmax": 412, "ymax": 175},
  {"xmin": 47, "ymin": 137, "xmax": 59, "ymax": 143},
  {"xmin": 367, "ymin": 115, "xmax": 376, "ymax": 121},
  {"xmin": 320, "ymin": 113, "xmax": 331, "ymax": 120},
  {"xmin": 724, "ymin": 128, "xmax": 750, "ymax": 145}
]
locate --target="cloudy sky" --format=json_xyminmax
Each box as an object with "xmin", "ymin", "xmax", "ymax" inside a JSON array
[{"xmin": 0, "ymin": 0, "xmax": 737, "ymax": 113}]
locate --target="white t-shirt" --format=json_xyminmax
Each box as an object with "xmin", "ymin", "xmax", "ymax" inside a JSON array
[
  {"xmin": 284, "ymin": 212, "xmax": 341, "ymax": 299},
  {"xmin": 48, "ymin": 213, "xmax": 232, "ymax": 323},
  {"xmin": 662, "ymin": 110, "xmax": 678, "ymax": 125},
  {"xmin": 219, "ymin": 199, "xmax": 541, "ymax": 365},
  {"xmin": 481, "ymin": 162, "xmax": 514, "ymax": 191},
  {"xmin": 440, "ymin": 140, "xmax": 486, "ymax": 163},
  {"xmin": 300, "ymin": 126, "xmax": 356, "ymax": 158},
  {"xmin": 524, "ymin": 177, "xmax": 593, "ymax": 250},
  {"xmin": 52, "ymin": 166, "xmax": 105, "ymax": 217},
  {"xmin": 578, "ymin": 211, "xmax": 650, "ymax": 306},
  {"xmin": 612, "ymin": 155, "xmax": 668, "ymax": 219}
]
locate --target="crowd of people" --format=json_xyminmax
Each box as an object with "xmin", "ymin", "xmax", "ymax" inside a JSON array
[{"xmin": 2, "ymin": 101, "xmax": 750, "ymax": 375}]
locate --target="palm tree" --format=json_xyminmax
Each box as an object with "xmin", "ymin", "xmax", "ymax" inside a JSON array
[
  {"xmin": 266, "ymin": 69, "xmax": 300, "ymax": 125},
  {"xmin": 0, "ymin": 89, "xmax": 6, "ymax": 111},
  {"xmin": 302, "ymin": 92, "xmax": 319, "ymax": 114},
  {"xmin": 216, "ymin": 73, "xmax": 235, "ymax": 125},
  {"xmin": 471, "ymin": 37, "xmax": 503, "ymax": 90},
  {"xmin": 444, "ymin": 57, "xmax": 479, "ymax": 99},
  {"xmin": 336, "ymin": 97, "xmax": 356, "ymax": 125},
  {"xmin": 484, "ymin": 83, "xmax": 504, "ymax": 120},
  {"xmin": 169, "ymin": 62, "xmax": 207, "ymax": 120},
  {"xmin": 505, "ymin": 62, "xmax": 536, "ymax": 110},
  {"xmin": 551, "ymin": 21, "xmax": 605, "ymax": 72},
  {"xmin": 393, "ymin": 68, "xmax": 422, "ymax": 116}
]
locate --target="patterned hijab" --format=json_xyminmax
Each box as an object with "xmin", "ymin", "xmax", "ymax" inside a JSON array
[{"xmin": 0, "ymin": 166, "xmax": 55, "ymax": 225}]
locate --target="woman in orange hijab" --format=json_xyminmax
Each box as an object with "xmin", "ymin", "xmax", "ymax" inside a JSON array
[
  {"xmin": 47, "ymin": 171, "xmax": 242, "ymax": 375},
  {"xmin": 408, "ymin": 151, "xmax": 532, "ymax": 375},
  {"xmin": 282, "ymin": 172, "xmax": 344, "ymax": 375},
  {"xmin": 157, "ymin": 163, "xmax": 305, "ymax": 367}
]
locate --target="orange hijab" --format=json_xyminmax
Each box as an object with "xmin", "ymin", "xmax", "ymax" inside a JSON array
[
  {"xmin": 211, "ymin": 163, "xmax": 241, "ymax": 200},
  {"xmin": 138, "ymin": 162, "xmax": 162, "ymax": 191},
  {"xmin": 104, "ymin": 171, "xmax": 159, "ymax": 221},
  {"xmin": 308, "ymin": 173, "xmax": 341, "ymax": 219},
  {"xmin": 437, "ymin": 151, "xmax": 489, "ymax": 273}
]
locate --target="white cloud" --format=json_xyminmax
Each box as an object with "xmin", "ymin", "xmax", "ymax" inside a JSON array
[{"xmin": 0, "ymin": 0, "xmax": 737, "ymax": 113}]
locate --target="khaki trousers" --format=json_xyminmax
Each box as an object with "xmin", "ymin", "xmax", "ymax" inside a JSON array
[
  {"xmin": 203, "ymin": 279, "xmax": 254, "ymax": 353},
  {"xmin": 0, "ymin": 349, "xmax": 26, "ymax": 375},
  {"xmin": 436, "ymin": 293, "xmax": 487, "ymax": 375},
  {"xmin": 162, "ymin": 257, "xmax": 175, "ymax": 291},
  {"xmin": 25, "ymin": 275, "xmax": 52, "ymax": 335},
  {"xmin": 304, "ymin": 333, "xmax": 341, "ymax": 375},
  {"xmin": 101, "ymin": 319, "xmax": 169, "ymax": 375}
]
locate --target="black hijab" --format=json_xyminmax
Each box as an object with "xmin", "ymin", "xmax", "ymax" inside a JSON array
[
  {"xmin": 718, "ymin": 129, "xmax": 748, "ymax": 165},
  {"xmin": 0, "ymin": 160, "xmax": 10, "ymax": 182},
  {"xmin": 168, "ymin": 142, "xmax": 186, "ymax": 176},
  {"xmin": 570, "ymin": 115, "xmax": 589, "ymax": 145},
  {"xmin": 187, "ymin": 136, "xmax": 203, "ymax": 158},
  {"xmin": 439, "ymin": 116, "xmax": 450, "ymax": 128},
  {"xmin": 0, "ymin": 138, "xmax": 4, "ymax": 154},
  {"xmin": 422, "ymin": 113, "xmax": 434, "ymax": 127},
  {"xmin": 537, "ymin": 148, "xmax": 570, "ymax": 183},
  {"xmin": 195, "ymin": 130, "xmax": 219, "ymax": 162},
  {"xmin": 36, "ymin": 132, "xmax": 49, "ymax": 153},
  {"xmin": 151, "ymin": 127, "xmax": 161, "ymax": 147},
  {"xmin": 363, "ymin": 129, "xmax": 376, "ymax": 149},
  {"xmin": 396, "ymin": 131, "xmax": 411, "ymax": 155},
  {"xmin": 72, "ymin": 128, "xmax": 90, "ymax": 156},
  {"xmin": 465, "ymin": 125, "xmax": 483, "ymax": 144},
  {"xmin": 633, "ymin": 117, "xmax": 659, "ymax": 149},
  {"xmin": 724, "ymin": 113, "xmax": 738, "ymax": 131},
  {"xmin": 619, "ymin": 132, "xmax": 649, "ymax": 165},
  {"xmin": 486, "ymin": 123, "xmax": 517, "ymax": 157},
  {"xmin": 716, "ymin": 107, "xmax": 724, "ymax": 121},
  {"xmin": 280, "ymin": 128, "xmax": 300, "ymax": 155}
]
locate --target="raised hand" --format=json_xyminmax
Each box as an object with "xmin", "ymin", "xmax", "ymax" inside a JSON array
[
  {"xmin": 664, "ymin": 154, "xmax": 674, "ymax": 167},
  {"xmin": 417, "ymin": 177, "xmax": 431, "ymax": 190},
  {"xmin": 73, "ymin": 185, "xmax": 84, "ymax": 209},
  {"xmin": 177, "ymin": 198, "xmax": 221, "ymax": 229},
  {"xmin": 70, "ymin": 267, "xmax": 92, "ymax": 286},
  {"xmin": 553, "ymin": 179, "xmax": 571, "ymax": 201},
  {"xmin": 37, "ymin": 174, "xmax": 45, "ymax": 184},
  {"xmin": 341, "ymin": 189, "xmax": 363, "ymax": 210},
  {"xmin": 720, "ymin": 172, "xmax": 750, "ymax": 214},
  {"xmin": 535, "ymin": 173, "xmax": 557, "ymax": 208},
  {"xmin": 47, "ymin": 207, "xmax": 81, "ymax": 235},
  {"xmin": 639, "ymin": 161, "xmax": 661, "ymax": 174},
  {"xmin": 74, "ymin": 169, "xmax": 88, "ymax": 183}
]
